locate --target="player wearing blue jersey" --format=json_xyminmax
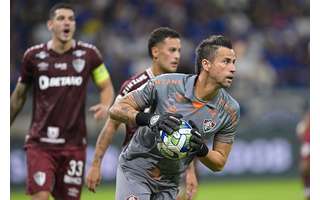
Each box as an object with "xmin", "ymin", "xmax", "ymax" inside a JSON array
[{"xmin": 109, "ymin": 35, "xmax": 240, "ymax": 200}]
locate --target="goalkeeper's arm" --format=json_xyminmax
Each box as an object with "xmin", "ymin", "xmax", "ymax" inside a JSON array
[
  {"xmin": 198, "ymin": 141, "xmax": 232, "ymax": 172},
  {"xmin": 109, "ymin": 93, "xmax": 140, "ymax": 125},
  {"xmin": 189, "ymin": 121, "xmax": 233, "ymax": 172},
  {"xmin": 109, "ymin": 93, "xmax": 182, "ymax": 132}
]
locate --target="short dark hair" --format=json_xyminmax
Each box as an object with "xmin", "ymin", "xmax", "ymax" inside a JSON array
[
  {"xmin": 148, "ymin": 27, "xmax": 180, "ymax": 58},
  {"xmin": 195, "ymin": 35, "xmax": 233, "ymax": 74},
  {"xmin": 49, "ymin": 3, "xmax": 75, "ymax": 19}
]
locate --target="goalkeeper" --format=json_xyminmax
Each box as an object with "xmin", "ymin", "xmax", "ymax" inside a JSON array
[{"xmin": 109, "ymin": 35, "xmax": 240, "ymax": 200}]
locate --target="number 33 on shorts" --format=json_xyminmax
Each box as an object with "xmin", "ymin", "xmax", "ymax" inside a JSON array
[{"xmin": 64, "ymin": 160, "xmax": 84, "ymax": 185}]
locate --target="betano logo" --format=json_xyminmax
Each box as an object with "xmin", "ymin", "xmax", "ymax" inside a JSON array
[{"xmin": 38, "ymin": 75, "xmax": 83, "ymax": 90}]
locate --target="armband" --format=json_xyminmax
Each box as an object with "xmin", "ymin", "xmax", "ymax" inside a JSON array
[{"xmin": 92, "ymin": 64, "xmax": 110, "ymax": 85}]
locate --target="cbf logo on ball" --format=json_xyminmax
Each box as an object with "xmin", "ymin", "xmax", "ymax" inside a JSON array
[{"xmin": 157, "ymin": 119, "xmax": 192, "ymax": 160}]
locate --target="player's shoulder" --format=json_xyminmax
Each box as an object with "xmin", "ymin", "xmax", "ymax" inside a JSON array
[
  {"xmin": 23, "ymin": 43, "xmax": 46, "ymax": 58},
  {"xmin": 153, "ymin": 73, "xmax": 192, "ymax": 92},
  {"xmin": 126, "ymin": 69, "xmax": 151, "ymax": 85},
  {"xmin": 153, "ymin": 73, "xmax": 193, "ymax": 90},
  {"xmin": 154, "ymin": 73, "xmax": 190, "ymax": 82},
  {"xmin": 77, "ymin": 40, "xmax": 101, "ymax": 54},
  {"xmin": 77, "ymin": 40, "xmax": 97, "ymax": 49},
  {"xmin": 119, "ymin": 69, "xmax": 151, "ymax": 96},
  {"xmin": 220, "ymin": 89, "xmax": 240, "ymax": 111}
]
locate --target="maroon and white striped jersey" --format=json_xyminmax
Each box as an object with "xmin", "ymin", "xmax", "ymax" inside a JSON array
[
  {"xmin": 19, "ymin": 40, "xmax": 105, "ymax": 149},
  {"xmin": 118, "ymin": 68, "xmax": 155, "ymax": 146}
]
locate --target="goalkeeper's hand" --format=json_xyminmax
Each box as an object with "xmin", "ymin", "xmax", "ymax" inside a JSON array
[
  {"xmin": 136, "ymin": 112, "xmax": 183, "ymax": 134},
  {"xmin": 188, "ymin": 120, "xmax": 209, "ymax": 157}
]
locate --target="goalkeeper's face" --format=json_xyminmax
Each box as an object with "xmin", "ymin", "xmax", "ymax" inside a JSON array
[
  {"xmin": 206, "ymin": 47, "xmax": 236, "ymax": 89},
  {"xmin": 48, "ymin": 8, "xmax": 76, "ymax": 43}
]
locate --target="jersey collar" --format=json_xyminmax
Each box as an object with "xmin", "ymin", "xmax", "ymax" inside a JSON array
[
  {"xmin": 184, "ymin": 75, "xmax": 220, "ymax": 109},
  {"xmin": 46, "ymin": 40, "xmax": 76, "ymax": 55}
]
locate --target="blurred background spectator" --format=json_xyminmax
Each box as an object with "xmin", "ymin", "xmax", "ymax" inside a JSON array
[{"xmin": 11, "ymin": 0, "xmax": 309, "ymax": 92}]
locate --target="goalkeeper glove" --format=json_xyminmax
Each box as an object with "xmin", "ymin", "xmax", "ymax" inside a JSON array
[
  {"xmin": 136, "ymin": 112, "xmax": 183, "ymax": 134},
  {"xmin": 188, "ymin": 120, "xmax": 209, "ymax": 157}
]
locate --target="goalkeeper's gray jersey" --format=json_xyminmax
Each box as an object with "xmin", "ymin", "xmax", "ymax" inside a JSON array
[{"xmin": 118, "ymin": 73, "xmax": 240, "ymax": 188}]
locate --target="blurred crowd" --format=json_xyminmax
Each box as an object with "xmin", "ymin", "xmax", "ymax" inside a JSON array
[{"xmin": 11, "ymin": 0, "xmax": 309, "ymax": 95}]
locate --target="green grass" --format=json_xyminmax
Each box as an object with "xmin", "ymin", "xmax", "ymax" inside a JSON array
[{"xmin": 11, "ymin": 178, "xmax": 304, "ymax": 200}]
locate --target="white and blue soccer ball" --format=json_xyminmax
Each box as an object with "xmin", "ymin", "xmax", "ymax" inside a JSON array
[{"xmin": 157, "ymin": 119, "xmax": 193, "ymax": 160}]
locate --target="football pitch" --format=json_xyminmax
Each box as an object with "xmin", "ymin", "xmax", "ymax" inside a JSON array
[{"xmin": 11, "ymin": 178, "xmax": 304, "ymax": 200}]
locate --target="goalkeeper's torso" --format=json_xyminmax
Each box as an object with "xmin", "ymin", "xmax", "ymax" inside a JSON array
[{"xmin": 119, "ymin": 73, "xmax": 240, "ymax": 186}]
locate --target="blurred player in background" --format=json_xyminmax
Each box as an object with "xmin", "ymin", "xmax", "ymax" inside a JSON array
[
  {"xmin": 296, "ymin": 110, "xmax": 310, "ymax": 200},
  {"xmin": 86, "ymin": 27, "xmax": 198, "ymax": 200},
  {"xmin": 10, "ymin": 3, "xmax": 114, "ymax": 200},
  {"xmin": 109, "ymin": 35, "xmax": 240, "ymax": 200}
]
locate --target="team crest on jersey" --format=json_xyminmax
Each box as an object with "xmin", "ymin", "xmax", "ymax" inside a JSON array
[
  {"xmin": 73, "ymin": 50, "xmax": 86, "ymax": 57},
  {"xmin": 72, "ymin": 59, "xmax": 85, "ymax": 73},
  {"xmin": 203, "ymin": 119, "xmax": 216, "ymax": 133},
  {"xmin": 126, "ymin": 195, "xmax": 139, "ymax": 200},
  {"xmin": 35, "ymin": 51, "xmax": 49, "ymax": 59},
  {"xmin": 33, "ymin": 171, "xmax": 46, "ymax": 186}
]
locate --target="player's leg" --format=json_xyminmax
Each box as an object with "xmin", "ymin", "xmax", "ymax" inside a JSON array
[
  {"xmin": 176, "ymin": 184, "xmax": 186, "ymax": 200},
  {"xmin": 30, "ymin": 191, "xmax": 50, "ymax": 200},
  {"xmin": 115, "ymin": 166, "xmax": 152, "ymax": 200},
  {"xmin": 52, "ymin": 149, "xmax": 86, "ymax": 200},
  {"xmin": 26, "ymin": 147, "xmax": 56, "ymax": 200},
  {"xmin": 177, "ymin": 159, "xmax": 198, "ymax": 200},
  {"xmin": 176, "ymin": 173, "xmax": 187, "ymax": 200}
]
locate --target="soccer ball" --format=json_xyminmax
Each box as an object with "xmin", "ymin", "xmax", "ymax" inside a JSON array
[{"xmin": 157, "ymin": 119, "xmax": 193, "ymax": 160}]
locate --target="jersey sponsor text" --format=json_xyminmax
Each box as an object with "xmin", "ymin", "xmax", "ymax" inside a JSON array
[{"xmin": 38, "ymin": 75, "xmax": 83, "ymax": 90}]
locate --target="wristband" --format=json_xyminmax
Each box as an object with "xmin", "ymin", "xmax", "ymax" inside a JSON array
[
  {"xmin": 135, "ymin": 112, "xmax": 153, "ymax": 126},
  {"xmin": 197, "ymin": 144, "xmax": 209, "ymax": 157}
]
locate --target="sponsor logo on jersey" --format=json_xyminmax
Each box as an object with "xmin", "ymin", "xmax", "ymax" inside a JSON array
[
  {"xmin": 72, "ymin": 59, "xmax": 85, "ymax": 73},
  {"xmin": 150, "ymin": 115, "xmax": 160, "ymax": 126},
  {"xmin": 203, "ymin": 119, "xmax": 216, "ymax": 133},
  {"xmin": 40, "ymin": 127, "xmax": 65, "ymax": 144},
  {"xmin": 122, "ymin": 74, "xmax": 148, "ymax": 95},
  {"xmin": 37, "ymin": 62, "xmax": 49, "ymax": 71},
  {"xmin": 35, "ymin": 51, "xmax": 49, "ymax": 59},
  {"xmin": 73, "ymin": 50, "xmax": 86, "ymax": 57},
  {"xmin": 63, "ymin": 175, "xmax": 82, "ymax": 185},
  {"xmin": 33, "ymin": 171, "xmax": 46, "ymax": 186},
  {"xmin": 47, "ymin": 126, "xmax": 59, "ymax": 139},
  {"xmin": 126, "ymin": 195, "xmax": 139, "ymax": 200},
  {"xmin": 54, "ymin": 63, "xmax": 67, "ymax": 70},
  {"xmin": 38, "ymin": 75, "xmax": 83, "ymax": 90},
  {"xmin": 68, "ymin": 187, "xmax": 79, "ymax": 197}
]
